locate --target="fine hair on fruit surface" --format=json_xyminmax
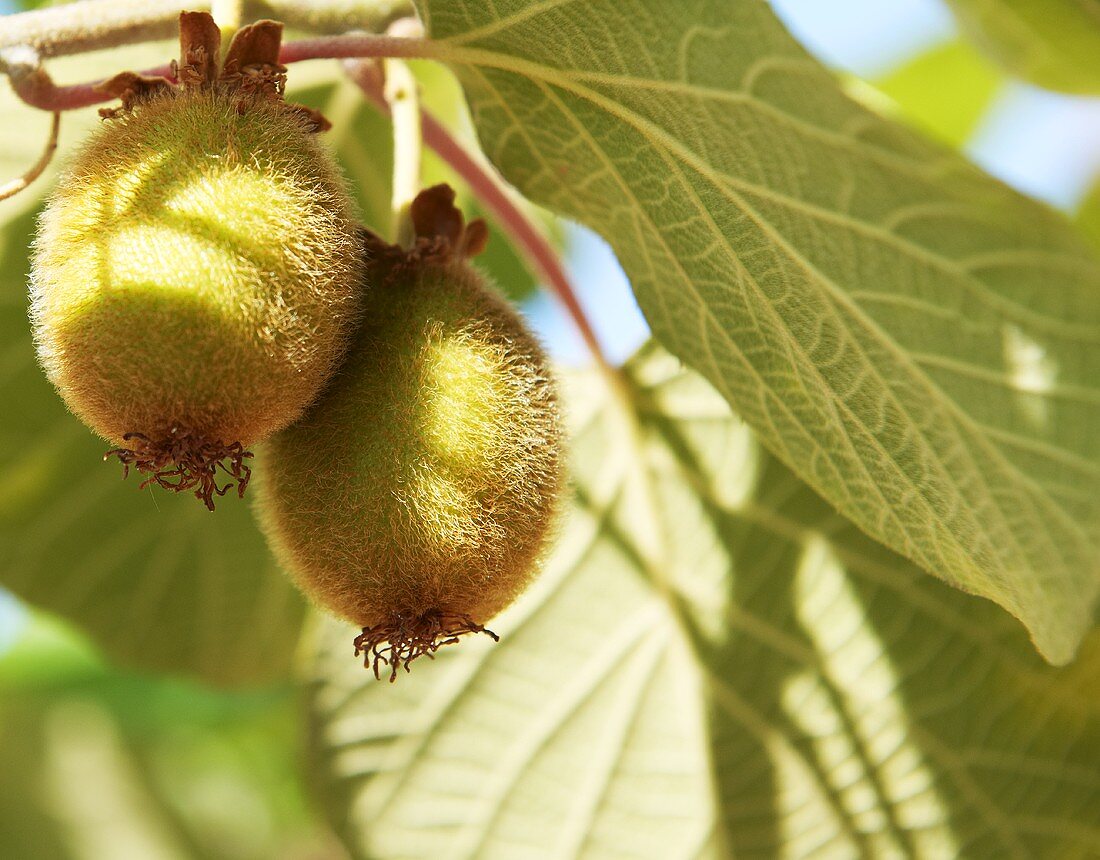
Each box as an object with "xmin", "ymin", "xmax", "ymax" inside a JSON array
[
  {"xmin": 255, "ymin": 185, "xmax": 564, "ymax": 680},
  {"xmin": 29, "ymin": 12, "xmax": 363, "ymax": 509}
]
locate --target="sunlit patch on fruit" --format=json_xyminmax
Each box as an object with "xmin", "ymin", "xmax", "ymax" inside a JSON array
[{"xmin": 422, "ymin": 328, "xmax": 508, "ymax": 469}]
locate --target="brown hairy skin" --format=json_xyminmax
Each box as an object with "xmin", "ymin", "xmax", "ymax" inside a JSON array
[
  {"xmin": 256, "ymin": 185, "xmax": 565, "ymax": 680},
  {"xmin": 31, "ymin": 13, "xmax": 362, "ymax": 508}
]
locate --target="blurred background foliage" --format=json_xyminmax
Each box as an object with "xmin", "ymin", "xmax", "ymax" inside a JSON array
[{"xmin": 1, "ymin": 0, "xmax": 1099, "ymax": 857}]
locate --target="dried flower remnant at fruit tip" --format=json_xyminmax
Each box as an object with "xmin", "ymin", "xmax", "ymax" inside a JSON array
[
  {"xmin": 362, "ymin": 183, "xmax": 490, "ymax": 276},
  {"xmin": 354, "ymin": 611, "xmax": 500, "ymax": 682},
  {"xmin": 105, "ymin": 431, "xmax": 253, "ymax": 512}
]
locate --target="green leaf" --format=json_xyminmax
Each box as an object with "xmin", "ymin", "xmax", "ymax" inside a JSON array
[
  {"xmin": 873, "ymin": 40, "xmax": 1002, "ymax": 147},
  {"xmin": 1077, "ymin": 182, "xmax": 1100, "ymax": 253},
  {"xmin": 0, "ymin": 622, "xmax": 326, "ymax": 860},
  {"xmin": 413, "ymin": 0, "xmax": 1100, "ymax": 664},
  {"xmin": 0, "ymin": 699, "xmax": 82, "ymax": 860},
  {"xmin": 305, "ymin": 342, "xmax": 1100, "ymax": 858},
  {"xmin": 945, "ymin": 0, "xmax": 1100, "ymax": 94}
]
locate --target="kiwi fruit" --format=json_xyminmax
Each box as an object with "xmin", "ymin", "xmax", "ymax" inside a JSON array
[
  {"xmin": 255, "ymin": 185, "xmax": 564, "ymax": 680},
  {"xmin": 30, "ymin": 13, "xmax": 362, "ymax": 509}
]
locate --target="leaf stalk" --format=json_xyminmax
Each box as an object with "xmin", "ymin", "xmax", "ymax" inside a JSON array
[{"xmin": 346, "ymin": 59, "xmax": 620, "ymax": 379}]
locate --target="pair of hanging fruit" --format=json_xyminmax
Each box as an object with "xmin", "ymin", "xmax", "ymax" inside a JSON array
[{"xmin": 30, "ymin": 12, "xmax": 564, "ymax": 677}]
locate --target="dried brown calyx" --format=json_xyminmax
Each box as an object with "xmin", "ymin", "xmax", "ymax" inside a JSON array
[
  {"xmin": 353, "ymin": 611, "xmax": 501, "ymax": 682},
  {"xmin": 363, "ymin": 183, "xmax": 491, "ymax": 279},
  {"xmin": 96, "ymin": 11, "xmax": 330, "ymax": 131},
  {"xmin": 105, "ymin": 430, "xmax": 254, "ymax": 512}
]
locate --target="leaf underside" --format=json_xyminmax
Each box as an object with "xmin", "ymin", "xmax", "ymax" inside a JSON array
[
  {"xmin": 307, "ymin": 343, "xmax": 1100, "ymax": 859},
  {"xmin": 415, "ymin": 0, "xmax": 1100, "ymax": 663}
]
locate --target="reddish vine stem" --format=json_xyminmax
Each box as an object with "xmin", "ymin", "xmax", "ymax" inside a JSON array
[
  {"xmin": 9, "ymin": 61, "xmax": 176, "ymax": 111},
  {"xmin": 6, "ymin": 33, "xmax": 431, "ymax": 112},
  {"xmin": 279, "ymin": 32, "xmax": 430, "ymax": 64},
  {"xmin": 346, "ymin": 60, "xmax": 611, "ymax": 370}
]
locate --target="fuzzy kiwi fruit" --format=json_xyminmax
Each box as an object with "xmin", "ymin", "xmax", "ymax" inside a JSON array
[
  {"xmin": 30, "ymin": 13, "xmax": 362, "ymax": 508},
  {"xmin": 255, "ymin": 186, "xmax": 564, "ymax": 680}
]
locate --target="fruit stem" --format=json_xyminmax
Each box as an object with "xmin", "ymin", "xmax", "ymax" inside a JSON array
[
  {"xmin": 384, "ymin": 57, "xmax": 422, "ymax": 247},
  {"xmin": 3, "ymin": 32, "xmax": 435, "ymax": 113},
  {"xmin": 211, "ymin": 0, "xmax": 244, "ymax": 50},
  {"xmin": 0, "ymin": 109, "xmax": 58, "ymax": 202},
  {"xmin": 346, "ymin": 59, "xmax": 618, "ymax": 377}
]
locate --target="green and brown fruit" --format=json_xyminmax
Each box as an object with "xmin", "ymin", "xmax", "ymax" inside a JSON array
[
  {"xmin": 255, "ymin": 186, "xmax": 564, "ymax": 679},
  {"xmin": 30, "ymin": 13, "xmax": 362, "ymax": 508}
]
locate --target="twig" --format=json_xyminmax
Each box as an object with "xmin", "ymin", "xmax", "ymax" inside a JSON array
[
  {"xmin": 0, "ymin": 0, "xmax": 414, "ymax": 59},
  {"xmin": 6, "ymin": 59, "xmax": 176, "ymax": 111},
  {"xmin": 278, "ymin": 33, "xmax": 433, "ymax": 64},
  {"xmin": 4, "ymin": 33, "xmax": 432, "ymax": 113},
  {"xmin": 346, "ymin": 59, "xmax": 613, "ymax": 371},
  {"xmin": 0, "ymin": 111, "xmax": 60, "ymax": 202}
]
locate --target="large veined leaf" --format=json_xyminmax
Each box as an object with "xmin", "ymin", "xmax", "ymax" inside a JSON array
[
  {"xmin": 305, "ymin": 343, "xmax": 1100, "ymax": 859},
  {"xmin": 412, "ymin": 0, "xmax": 1100, "ymax": 664},
  {"xmin": 944, "ymin": 0, "xmax": 1100, "ymax": 95}
]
